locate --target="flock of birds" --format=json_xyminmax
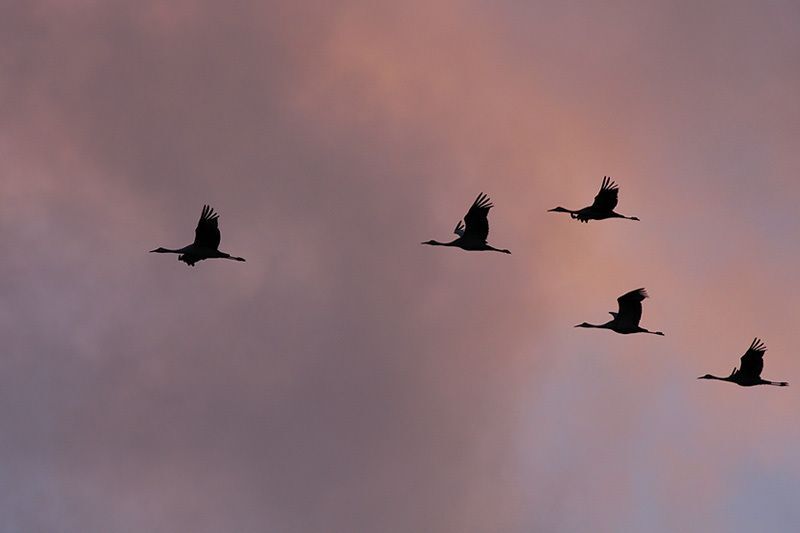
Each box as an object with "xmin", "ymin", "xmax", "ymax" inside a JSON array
[{"xmin": 150, "ymin": 177, "xmax": 789, "ymax": 388}]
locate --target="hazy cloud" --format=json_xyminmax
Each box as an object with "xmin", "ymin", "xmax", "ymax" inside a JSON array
[{"xmin": 1, "ymin": 1, "xmax": 799, "ymax": 532}]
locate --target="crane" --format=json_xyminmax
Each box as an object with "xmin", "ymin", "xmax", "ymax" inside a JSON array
[
  {"xmin": 422, "ymin": 193, "xmax": 511, "ymax": 254},
  {"xmin": 549, "ymin": 176, "xmax": 640, "ymax": 223},
  {"xmin": 150, "ymin": 205, "xmax": 246, "ymax": 267},
  {"xmin": 575, "ymin": 288, "xmax": 664, "ymax": 335},
  {"xmin": 698, "ymin": 338, "xmax": 788, "ymax": 387}
]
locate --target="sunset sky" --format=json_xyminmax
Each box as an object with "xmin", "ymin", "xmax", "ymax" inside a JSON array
[{"xmin": 2, "ymin": 1, "xmax": 800, "ymax": 531}]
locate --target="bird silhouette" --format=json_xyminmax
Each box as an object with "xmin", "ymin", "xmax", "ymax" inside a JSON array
[
  {"xmin": 150, "ymin": 205, "xmax": 246, "ymax": 267},
  {"xmin": 549, "ymin": 176, "xmax": 640, "ymax": 222},
  {"xmin": 698, "ymin": 338, "xmax": 788, "ymax": 387},
  {"xmin": 422, "ymin": 193, "xmax": 511, "ymax": 254},
  {"xmin": 575, "ymin": 288, "xmax": 664, "ymax": 335}
]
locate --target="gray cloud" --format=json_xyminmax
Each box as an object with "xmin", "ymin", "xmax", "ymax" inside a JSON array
[{"xmin": 1, "ymin": 1, "xmax": 799, "ymax": 532}]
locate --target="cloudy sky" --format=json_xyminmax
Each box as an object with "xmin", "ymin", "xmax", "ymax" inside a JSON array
[{"xmin": 2, "ymin": 1, "xmax": 799, "ymax": 531}]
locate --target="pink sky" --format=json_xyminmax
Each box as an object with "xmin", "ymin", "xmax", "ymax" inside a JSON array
[{"xmin": 1, "ymin": 1, "xmax": 799, "ymax": 531}]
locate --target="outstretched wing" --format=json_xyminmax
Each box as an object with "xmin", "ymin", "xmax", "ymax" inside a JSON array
[
  {"xmin": 738, "ymin": 338, "xmax": 766, "ymax": 379},
  {"xmin": 616, "ymin": 288, "xmax": 648, "ymax": 326},
  {"xmin": 462, "ymin": 193, "xmax": 493, "ymax": 243},
  {"xmin": 453, "ymin": 220, "xmax": 465, "ymax": 238},
  {"xmin": 589, "ymin": 176, "xmax": 619, "ymax": 212},
  {"xmin": 193, "ymin": 205, "xmax": 221, "ymax": 249}
]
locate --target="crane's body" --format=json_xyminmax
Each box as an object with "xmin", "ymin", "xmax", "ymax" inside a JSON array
[
  {"xmin": 151, "ymin": 245, "xmax": 243, "ymax": 266},
  {"xmin": 425, "ymin": 238, "xmax": 510, "ymax": 253},
  {"xmin": 422, "ymin": 193, "xmax": 511, "ymax": 254},
  {"xmin": 699, "ymin": 338, "xmax": 788, "ymax": 387},
  {"xmin": 151, "ymin": 205, "xmax": 246, "ymax": 267},
  {"xmin": 580, "ymin": 319, "xmax": 658, "ymax": 335}
]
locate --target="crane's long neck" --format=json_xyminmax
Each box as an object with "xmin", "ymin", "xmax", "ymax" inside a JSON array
[
  {"xmin": 575, "ymin": 322, "xmax": 611, "ymax": 329},
  {"xmin": 422, "ymin": 240, "xmax": 459, "ymax": 247},
  {"xmin": 150, "ymin": 247, "xmax": 181, "ymax": 254},
  {"xmin": 548, "ymin": 207, "xmax": 577, "ymax": 215},
  {"xmin": 705, "ymin": 375, "xmax": 731, "ymax": 382}
]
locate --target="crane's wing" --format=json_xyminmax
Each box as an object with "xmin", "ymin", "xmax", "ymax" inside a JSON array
[
  {"xmin": 616, "ymin": 288, "xmax": 647, "ymax": 326},
  {"xmin": 589, "ymin": 176, "xmax": 619, "ymax": 212},
  {"xmin": 462, "ymin": 193, "xmax": 493, "ymax": 243},
  {"xmin": 453, "ymin": 220, "xmax": 465, "ymax": 238},
  {"xmin": 738, "ymin": 338, "xmax": 766, "ymax": 379},
  {"xmin": 193, "ymin": 205, "xmax": 221, "ymax": 249}
]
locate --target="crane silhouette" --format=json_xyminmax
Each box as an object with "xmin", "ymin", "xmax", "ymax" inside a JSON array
[
  {"xmin": 150, "ymin": 205, "xmax": 246, "ymax": 267},
  {"xmin": 422, "ymin": 193, "xmax": 511, "ymax": 254},
  {"xmin": 698, "ymin": 338, "xmax": 788, "ymax": 387},
  {"xmin": 575, "ymin": 288, "xmax": 664, "ymax": 335},
  {"xmin": 549, "ymin": 176, "xmax": 640, "ymax": 222}
]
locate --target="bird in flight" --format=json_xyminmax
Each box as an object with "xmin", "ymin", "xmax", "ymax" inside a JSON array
[
  {"xmin": 698, "ymin": 338, "xmax": 788, "ymax": 387},
  {"xmin": 422, "ymin": 193, "xmax": 511, "ymax": 254},
  {"xmin": 549, "ymin": 176, "xmax": 640, "ymax": 223},
  {"xmin": 575, "ymin": 288, "xmax": 664, "ymax": 335},
  {"xmin": 150, "ymin": 205, "xmax": 246, "ymax": 267}
]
